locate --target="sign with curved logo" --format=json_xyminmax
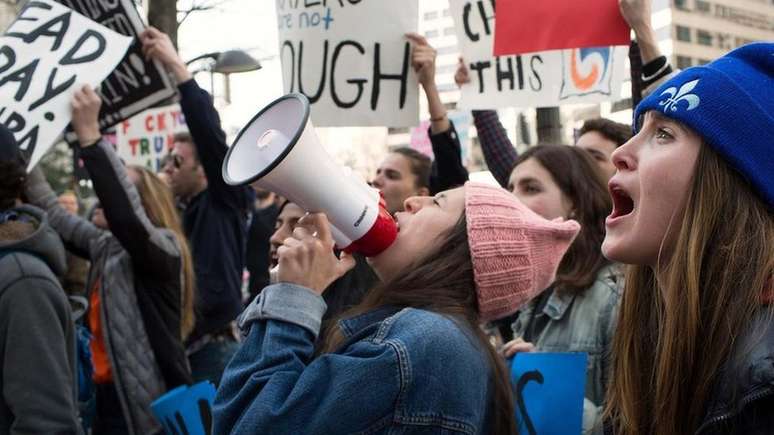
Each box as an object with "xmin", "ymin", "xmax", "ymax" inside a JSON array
[{"xmin": 451, "ymin": 0, "xmax": 627, "ymax": 110}]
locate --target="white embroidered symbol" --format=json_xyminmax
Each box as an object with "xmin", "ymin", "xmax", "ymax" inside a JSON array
[{"xmin": 658, "ymin": 79, "xmax": 701, "ymax": 112}]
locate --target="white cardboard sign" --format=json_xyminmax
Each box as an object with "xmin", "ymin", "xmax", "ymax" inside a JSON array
[
  {"xmin": 0, "ymin": 0, "xmax": 131, "ymax": 169},
  {"xmin": 276, "ymin": 0, "xmax": 419, "ymax": 127},
  {"xmin": 450, "ymin": 0, "xmax": 628, "ymax": 110}
]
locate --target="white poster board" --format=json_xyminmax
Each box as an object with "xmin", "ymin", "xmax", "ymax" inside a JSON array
[
  {"xmin": 450, "ymin": 0, "xmax": 628, "ymax": 110},
  {"xmin": 116, "ymin": 104, "xmax": 187, "ymax": 171},
  {"xmin": 0, "ymin": 0, "xmax": 131, "ymax": 169},
  {"xmin": 276, "ymin": 0, "xmax": 419, "ymax": 127}
]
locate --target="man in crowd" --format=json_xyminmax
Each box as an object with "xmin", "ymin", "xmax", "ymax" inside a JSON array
[
  {"xmin": 371, "ymin": 147, "xmax": 431, "ymax": 215},
  {"xmin": 141, "ymin": 27, "xmax": 253, "ymax": 387},
  {"xmin": 56, "ymin": 191, "xmax": 90, "ymax": 297},
  {"xmin": 0, "ymin": 126, "xmax": 81, "ymax": 434},
  {"xmin": 575, "ymin": 119, "xmax": 632, "ymax": 180}
]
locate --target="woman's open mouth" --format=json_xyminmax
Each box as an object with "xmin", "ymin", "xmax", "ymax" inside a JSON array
[{"xmin": 607, "ymin": 183, "xmax": 635, "ymax": 225}]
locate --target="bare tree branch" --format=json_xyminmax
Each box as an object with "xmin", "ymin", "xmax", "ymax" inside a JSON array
[{"xmin": 177, "ymin": 0, "xmax": 228, "ymax": 26}]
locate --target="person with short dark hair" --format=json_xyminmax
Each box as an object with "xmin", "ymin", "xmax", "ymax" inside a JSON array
[
  {"xmin": 0, "ymin": 125, "xmax": 81, "ymax": 435},
  {"xmin": 372, "ymin": 147, "xmax": 433, "ymax": 215},
  {"xmin": 142, "ymin": 27, "xmax": 253, "ymax": 387},
  {"xmin": 576, "ymin": 118, "xmax": 633, "ymax": 179}
]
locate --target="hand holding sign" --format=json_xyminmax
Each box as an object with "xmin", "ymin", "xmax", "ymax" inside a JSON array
[
  {"xmin": 71, "ymin": 85, "xmax": 101, "ymax": 147},
  {"xmin": 141, "ymin": 27, "xmax": 191, "ymax": 83},
  {"xmin": 501, "ymin": 337, "xmax": 536, "ymax": 358},
  {"xmin": 405, "ymin": 33, "xmax": 437, "ymax": 90},
  {"xmin": 454, "ymin": 57, "xmax": 470, "ymax": 88}
]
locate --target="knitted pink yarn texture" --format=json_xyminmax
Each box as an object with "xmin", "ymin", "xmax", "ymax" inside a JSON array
[{"xmin": 464, "ymin": 182, "xmax": 580, "ymax": 322}]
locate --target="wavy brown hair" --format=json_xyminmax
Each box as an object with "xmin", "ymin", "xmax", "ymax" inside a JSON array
[
  {"xmin": 321, "ymin": 215, "xmax": 517, "ymax": 434},
  {"xmin": 604, "ymin": 144, "xmax": 774, "ymax": 434},
  {"xmin": 513, "ymin": 145, "xmax": 612, "ymax": 293},
  {"xmin": 129, "ymin": 165, "xmax": 196, "ymax": 339}
]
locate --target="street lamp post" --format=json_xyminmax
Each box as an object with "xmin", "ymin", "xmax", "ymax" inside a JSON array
[{"xmin": 185, "ymin": 50, "xmax": 262, "ymax": 103}]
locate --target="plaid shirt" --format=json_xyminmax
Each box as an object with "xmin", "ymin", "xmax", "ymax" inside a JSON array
[{"xmin": 473, "ymin": 110, "xmax": 517, "ymax": 188}]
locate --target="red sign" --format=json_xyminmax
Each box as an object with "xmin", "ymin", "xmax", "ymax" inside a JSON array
[{"xmin": 493, "ymin": 0, "xmax": 630, "ymax": 56}]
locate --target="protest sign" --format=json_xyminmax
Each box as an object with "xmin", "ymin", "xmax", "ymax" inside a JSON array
[
  {"xmin": 493, "ymin": 0, "xmax": 630, "ymax": 55},
  {"xmin": 511, "ymin": 352, "xmax": 587, "ymax": 435},
  {"xmin": 116, "ymin": 103, "xmax": 187, "ymax": 171},
  {"xmin": 55, "ymin": 0, "xmax": 176, "ymax": 130},
  {"xmin": 450, "ymin": 0, "xmax": 628, "ymax": 110},
  {"xmin": 0, "ymin": 0, "xmax": 131, "ymax": 169},
  {"xmin": 276, "ymin": 0, "xmax": 419, "ymax": 127}
]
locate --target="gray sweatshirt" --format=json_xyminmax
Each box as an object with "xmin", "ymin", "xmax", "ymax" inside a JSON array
[{"xmin": 0, "ymin": 205, "xmax": 80, "ymax": 435}]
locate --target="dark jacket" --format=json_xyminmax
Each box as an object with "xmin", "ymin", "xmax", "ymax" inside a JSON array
[
  {"xmin": 429, "ymin": 121, "xmax": 469, "ymax": 195},
  {"xmin": 696, "ymin": 308, "xmax": 774, "ymax": 434},
  {"xmin": 245, "ymin": 204, "xmax": 278, "ymax": 302},
  {"xmin": 26, "ymin": 140, "xmax": 192, "ymax": 435},
  {"xmin": 0, "ymin": 205, "xmax": 80, "ymax": 435},
  {"xmin": 177, "ymin": 79, "xmax": 252, "ymax": 341},
  {"xmin": 604, "ymin": 307, "xmax": 774, "ymax": 435}
]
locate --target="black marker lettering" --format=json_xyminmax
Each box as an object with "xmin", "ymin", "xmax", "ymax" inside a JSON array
[{"xmin": 330, "ymin": 40, "xmax": 366, "ymax": 108}]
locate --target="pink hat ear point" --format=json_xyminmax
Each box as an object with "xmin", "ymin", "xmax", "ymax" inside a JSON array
[{"xmin": 463, "ymin": 182, "xmax": 580, "ymax": 322}]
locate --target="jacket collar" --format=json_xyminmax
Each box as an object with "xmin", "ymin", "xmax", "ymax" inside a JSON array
[
  {"xmin": 338, "ymin": 306, "xmax": 402, "ymax": 339},
  {"xmin": 541, "ymin": 288, "xmax": 575, "ymax": 320},
  {"xmin": 698, "ymin": 308, "xmax": 774, "ymax": 432}
]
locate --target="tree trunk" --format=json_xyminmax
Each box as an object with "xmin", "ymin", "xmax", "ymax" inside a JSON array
[
  {"xmin": 147, "ymin": 0, "xmax": 178, "ymax": 48},
  {"xmin": 536, "ymin": 107, "xmax": 563, "ymax": 144}
]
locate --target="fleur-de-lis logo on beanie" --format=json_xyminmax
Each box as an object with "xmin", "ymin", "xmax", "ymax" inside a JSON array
[{"xmin": 658, "ymin": 79, "xmax": 701, "ymax": 112}]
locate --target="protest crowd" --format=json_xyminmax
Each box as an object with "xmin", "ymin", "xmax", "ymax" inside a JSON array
[{"xmin": 0, "ymin": 0, "xmax": 771, "ymax": 434}]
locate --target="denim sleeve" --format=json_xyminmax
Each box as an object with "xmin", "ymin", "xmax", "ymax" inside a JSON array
[{"xmin": 215, "ymin": 285, "xmax": 403, "ymax": 434}]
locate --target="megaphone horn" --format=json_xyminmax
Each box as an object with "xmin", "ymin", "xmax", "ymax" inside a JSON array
[{"xmin": 222, "ymin": 93, "xmax": 397, "ymax": 257}]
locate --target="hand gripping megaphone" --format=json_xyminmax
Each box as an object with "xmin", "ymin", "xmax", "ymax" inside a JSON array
[{"xmin": 222, "ymin": 93, "xmax": 397, "ymax": 257}]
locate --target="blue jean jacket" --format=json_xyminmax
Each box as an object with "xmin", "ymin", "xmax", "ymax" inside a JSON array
[{"xmin": 213, "ymin": 283, "xmax": 495, "ymax": 434}]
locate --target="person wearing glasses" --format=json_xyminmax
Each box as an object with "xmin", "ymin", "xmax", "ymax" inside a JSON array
[{"xmin": 142, "ymin": 27, "xmax": 253, "ymax": 387}]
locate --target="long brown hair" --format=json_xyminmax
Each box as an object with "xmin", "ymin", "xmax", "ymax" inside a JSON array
[
  {"xmin": 129, "ymin": 165, "xmax": 196, "ymax": 340},
  {"xmin": 321, "ymin": 215, "xmax": 517, "ymax": 434},
  {"xmin": 604, "ymin": 145, "xmax": 774, "ymax": 434},
  {"xmin": 514, "ymin": 145, "xmax": 612, "ymax": 293}
]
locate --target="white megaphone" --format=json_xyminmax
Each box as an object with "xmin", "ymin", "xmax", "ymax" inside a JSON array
[{"xmin": 222, "ymin": 93, "xmax": 397, "ymax": 257}]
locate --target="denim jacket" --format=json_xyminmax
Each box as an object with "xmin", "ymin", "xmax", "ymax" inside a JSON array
[
  {"xmin": 511, "ymin": 264, "xmax": 623, "ymax": 432},
  {"xmin": 214, "ymin": 283, "xmax": 495, "ymax": 434}
]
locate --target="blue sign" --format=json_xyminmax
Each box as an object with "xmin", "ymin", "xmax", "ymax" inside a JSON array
[
  {"xmin": 510, "ymin": 352, "xmax": 588, "ymax": 435},
  {"xmin": 151, "ymin": 381, "xmax": 216, "ymax": 435}
]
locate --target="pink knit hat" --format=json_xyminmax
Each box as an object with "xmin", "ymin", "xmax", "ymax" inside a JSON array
[{"xmin": 465, "ymin": 182, "xmax": 580, "ymax": 322}]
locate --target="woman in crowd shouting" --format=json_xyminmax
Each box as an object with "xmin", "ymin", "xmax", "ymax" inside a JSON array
[{"xmin": 214, "ymin": 182, "xmax": 580, "ymax": 434}]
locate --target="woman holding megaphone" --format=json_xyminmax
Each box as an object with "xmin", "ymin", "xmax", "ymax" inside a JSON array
[{"xmin": 213, "ymin": 182, "xmax": 580, "ymax": 434}]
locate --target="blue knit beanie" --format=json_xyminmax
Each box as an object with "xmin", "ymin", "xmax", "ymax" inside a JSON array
[{"xmin": 634, "ymin": 42, "xmax": 773, "ymax": 208}]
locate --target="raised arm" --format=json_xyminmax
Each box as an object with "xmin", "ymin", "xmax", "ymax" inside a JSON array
[
  {"xmin": 406, "ymin": 34, "xmax": 469, "ymax": 193},
  {"xmin": 70, "ymin": 86, "xmax": 181, "ymax": 277},
  {"xmin": 141, "ymin": 26, "xmax": 251, "ymax": 210},
  {"xmin": 620, "ymin": 0, "xmax": 675, "ymax": 105},
  {"xmin": 455, "ymin": 58, "xmax": 517, "ymax": 187}
]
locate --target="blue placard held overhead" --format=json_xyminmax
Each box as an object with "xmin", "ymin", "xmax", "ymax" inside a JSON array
[{"xmin": 510, "ymin": 352, "xmax": 588, "ymax": 435}]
